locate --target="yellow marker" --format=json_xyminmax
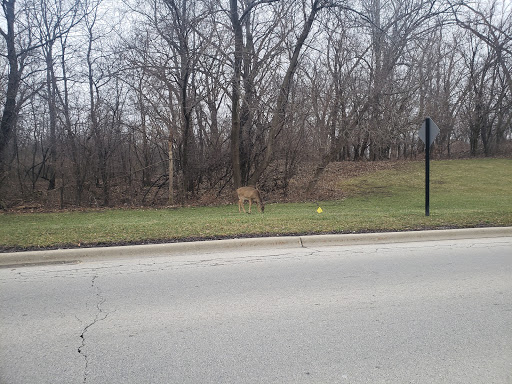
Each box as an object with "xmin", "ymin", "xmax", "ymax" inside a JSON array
[{"xmin": 317, "ymin": 207, "xmax": 323, "ymax": 213}]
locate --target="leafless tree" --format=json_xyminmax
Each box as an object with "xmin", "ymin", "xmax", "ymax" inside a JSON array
[
  {"xmin": 35, "ymin": 0, "xmax": 82, "ymax": 191},
  {"xmin": 451, "ymin": 0, "xmax": 512, "ymax": 155},
  {"xmin": 1, "ymin": 0, "xmax": 510, "ymax": 209}
]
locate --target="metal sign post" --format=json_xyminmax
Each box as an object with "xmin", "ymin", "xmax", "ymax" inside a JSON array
[
  {"xmin": 418, "ymin": 117, "xmax": 440, "ymax": 217},
  {"xmin": 425, "ymin": 118, "xmax": 431, "ymax": 216}
]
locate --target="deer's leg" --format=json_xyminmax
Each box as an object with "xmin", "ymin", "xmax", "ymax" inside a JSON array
[
  {"xmin": 239, "ymin": 198, "xmax": 246, "ymax": 213},
  {"xmin": 248, "ymin": 199, "xmax": 252, "ymax": 214}
]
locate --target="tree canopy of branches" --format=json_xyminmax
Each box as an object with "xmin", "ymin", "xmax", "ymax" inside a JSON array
[{"xmin": 0, "ymin": 0, "xmax": 510, "ymax": 208}]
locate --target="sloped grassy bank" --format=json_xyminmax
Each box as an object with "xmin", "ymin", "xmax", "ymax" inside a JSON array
[{"xmin": 1, "ymin": 159, "xmax": 510, "ymax": 251}]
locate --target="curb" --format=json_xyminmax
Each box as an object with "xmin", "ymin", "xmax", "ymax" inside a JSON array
[
  {"xmin": 300, "ymin": 227, "xmax": 512, "ymax": 247},
  {"xmin": 1, "ymin": 227, "xmax": 511, "ymax": 267}
]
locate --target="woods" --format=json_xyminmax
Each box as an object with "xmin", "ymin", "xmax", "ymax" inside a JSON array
[{"xmin": 0, "ymin": 0, "xmax": 511, "ymax": 209}]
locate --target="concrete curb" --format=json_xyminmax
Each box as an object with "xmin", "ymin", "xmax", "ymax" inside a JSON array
[
  {"xmin": 300, "ymin": 227, "xmax": 512, "ymax": 247},
  {"xmin": 1, "ymin": 227, "xmax": 511, "ymax": 267}
]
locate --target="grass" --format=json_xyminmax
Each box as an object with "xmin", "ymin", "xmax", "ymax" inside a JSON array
[{"xmin": 0, "ymin": 158, "xmax": 511, "ymax": 251}]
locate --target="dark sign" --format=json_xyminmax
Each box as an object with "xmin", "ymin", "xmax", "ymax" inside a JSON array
[{"xmin": 419, "ymin": 117, "xmax": 439, "ymax": 216}]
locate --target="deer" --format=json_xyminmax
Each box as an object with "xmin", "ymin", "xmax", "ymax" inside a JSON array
[{"xmin": 236, "ymin": 186, "xmax": 264, "ymax": 214}]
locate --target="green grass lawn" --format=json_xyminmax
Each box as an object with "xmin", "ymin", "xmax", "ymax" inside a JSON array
[{"xmin": 1, "ymin": 158, "xmax": 511, "ymax": 251}]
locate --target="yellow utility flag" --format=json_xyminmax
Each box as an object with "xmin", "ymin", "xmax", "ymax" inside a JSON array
[{"xmin": 317, "ymin": 207, "xmax": 323, "ymax": 213}]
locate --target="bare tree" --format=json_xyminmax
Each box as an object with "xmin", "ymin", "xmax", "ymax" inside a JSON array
[
  {"xmin": 36, "ymin": 0, "xmax": 82, "ymax": 190},
  {"xmin": 451, "ymin": 0, "xmax": 512, "ymax": 90},
  {"xmin": 0, "ymin": 0, "xmax": 30, "ymax": 171},
  {"xmin": 452, "ymin": 0, "xmax": 512, "ymax": 154},
  {"xmin": 229, "ymin": 0, "xmax": 281, "ymax": 188},
  {"xmin": 247, "ymin": 0, "xmax": 335, "ymax": 185},
  {"xmin": 1, "ymin": 0, "xmax": 511, "ymax": 209}
]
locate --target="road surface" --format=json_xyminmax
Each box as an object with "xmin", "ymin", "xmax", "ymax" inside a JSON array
[{"xmin": 1, "ymin": 236, "xmax": 511, "ymax": 383}]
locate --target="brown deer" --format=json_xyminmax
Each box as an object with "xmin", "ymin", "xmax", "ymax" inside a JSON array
[{"xmin": 236, "ymin": 186, "xmax": 264, "ymax": 213}]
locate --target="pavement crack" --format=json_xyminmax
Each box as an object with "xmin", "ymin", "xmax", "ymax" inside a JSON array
[{"xmin": 78, "ymin": 275, "xmax": 108, "ymax": 383}]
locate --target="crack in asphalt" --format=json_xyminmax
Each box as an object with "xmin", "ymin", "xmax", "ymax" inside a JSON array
[{"xmin": 78, "ymin": 275, "xmax": 108, "ymax": 383}]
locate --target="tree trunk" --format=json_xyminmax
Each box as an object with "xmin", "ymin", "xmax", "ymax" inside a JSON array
[
  {"xmin": 230, "ymin": 0, "xmax": 243, "ymax": 189},
  {"xmin": 59, "ymin": 36, "xmax": 83, "ymax": 205},
  {"xmin": 0, "ymin": 0, "xmax": 20, "ymax": 168},
  {"xmin": 45, "ymin": 40, "xmax": 57, "ymax": 190},
  {"xmin": 86, "ymin": 14, "xmax": 109, "ymax": 206}
]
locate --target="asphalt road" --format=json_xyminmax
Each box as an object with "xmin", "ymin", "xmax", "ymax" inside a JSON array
[{"xmin": 1, "ymin": 235, "xmax": 511, "ymax": 383}]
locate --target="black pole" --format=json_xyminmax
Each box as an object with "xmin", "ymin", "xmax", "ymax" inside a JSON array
[{"xmin": 425, "ymin": 117, "xmax": 430, "ymax": 216}]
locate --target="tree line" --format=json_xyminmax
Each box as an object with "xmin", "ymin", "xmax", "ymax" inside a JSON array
[{"xmin": 0, "ymin": 0, "xmax": 510, "ymax": 208}]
